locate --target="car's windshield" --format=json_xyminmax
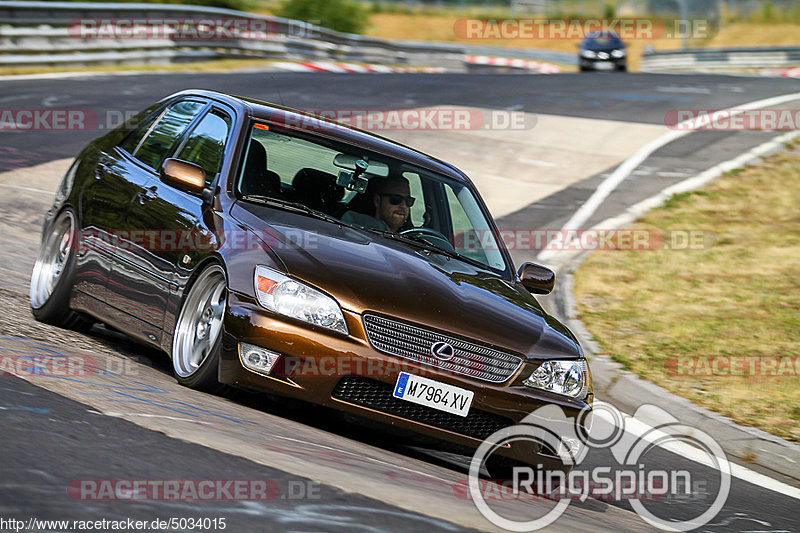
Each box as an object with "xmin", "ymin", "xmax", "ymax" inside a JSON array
[
  {"xmin": 235, "ymin": 120, "xmax": 510, "ymax": 275},
  {"xmin": 586, "ymin": 34, "xmax": 622, "ymax": 47}
]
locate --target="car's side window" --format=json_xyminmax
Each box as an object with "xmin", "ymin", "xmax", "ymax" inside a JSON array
[
  {"xmin": 123, "ymin": 99, "xmax": 206, "ymax": 170},
  {"xmin": 174, "ymin": 109, "xmax": 232, "ymax": 186},
  {"xmin": 119, "ymin": 111, "xmax": 160, "ymax": 156}
]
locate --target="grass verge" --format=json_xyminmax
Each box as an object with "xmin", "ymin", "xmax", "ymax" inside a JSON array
[{"xmin": 573, "ymin": 143, "xmax": 800, "ymax": 443}]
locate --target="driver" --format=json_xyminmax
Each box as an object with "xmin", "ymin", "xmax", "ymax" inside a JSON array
[{"xmin": 341, "ymin": 176, "xmax": 414, "ymax": 233}]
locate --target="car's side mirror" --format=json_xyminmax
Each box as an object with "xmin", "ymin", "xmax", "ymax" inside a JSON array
[
  {"xmin": 161, "ymin": 157, "xmax": 206, "ymax": 192},
  {"xmin": 518, "ymin": 262, "xmax": 555, "ymax": 295}
]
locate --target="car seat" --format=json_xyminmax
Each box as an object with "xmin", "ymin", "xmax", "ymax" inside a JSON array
[
  {"xmin": 290, "ymin": 168, "xmax": 344, "ymax": 214},
  {"xmin": 240, "ymin": 140, "xmax": 281, "ymax": 197}
]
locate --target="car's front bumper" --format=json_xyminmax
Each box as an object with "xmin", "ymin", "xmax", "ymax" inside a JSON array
[
  {"xmin": 579, "ymin": 57, "xmax": 626, "ymax": 70},
  {"xmin": 219, "ymin": 291, "xmax": 592, "ymax": 471}
]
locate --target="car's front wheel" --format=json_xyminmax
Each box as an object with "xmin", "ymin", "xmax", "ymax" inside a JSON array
[
  {"xmin": 30, "ymin": 208, "xmax": 91, "ymax": 329},
  {"xmin": 171, "ymin": 263, "xmax": 227, "ymax": 391}
]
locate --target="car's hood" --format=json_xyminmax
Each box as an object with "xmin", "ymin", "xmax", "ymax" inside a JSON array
[{"xmin": 234, "ymin": 203, "xmax": 581, "ymax": 360}]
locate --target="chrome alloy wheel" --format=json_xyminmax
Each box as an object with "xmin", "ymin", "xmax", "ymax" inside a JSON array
[
  {"xmin": 172, "ymin": 265, "xmax": 227, "ymax": 378},
  {"xmin": 30, "ymin": 210, "xmax": 76, "ymax": 309}
]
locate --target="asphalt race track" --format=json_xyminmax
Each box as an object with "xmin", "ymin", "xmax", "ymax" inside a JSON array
[{"xmin": 1, "ymin": 71, "xmax": 799, "ymax": 532}]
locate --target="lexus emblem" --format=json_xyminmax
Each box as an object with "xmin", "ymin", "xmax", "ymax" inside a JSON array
[{"xmin": 430, "ymin": 341, "xmax": 455, "ymax": 361}]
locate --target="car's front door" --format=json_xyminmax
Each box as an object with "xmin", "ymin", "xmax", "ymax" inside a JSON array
[
  {"xmin": 105, "ymin": 98, "xmax": 208, "ymax": 344},
  {"xmin": 118, "ymin": 105, "xmax": 234, "ymax": 346}
]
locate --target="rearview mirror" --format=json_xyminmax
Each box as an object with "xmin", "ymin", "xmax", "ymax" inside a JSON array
[
  {"xmin": 161, "ymin": 158, "xmax": 206, "ymax": 193},
  {"xmin": 333, "ymin": 153, "xmax": 389, "ymax": 176},
  {"xmin": 518, "ymin": 262, "xmax": 555, "ymax": 295}
]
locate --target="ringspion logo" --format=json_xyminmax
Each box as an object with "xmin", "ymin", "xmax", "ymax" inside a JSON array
[{"xmin": 467, "ymin": 401, "xmax": 730, "ymax": 531}]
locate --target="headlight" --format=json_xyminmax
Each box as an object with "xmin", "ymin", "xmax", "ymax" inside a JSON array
[
  {"xmin": 254, "ymin": 265, "xmax": 348, "ymax": 334},
  {"xmin": 524, "ymin": 360, "xmax": 589, "ymax": 398},
  {"xmin": 611, "ymin": 49, "xmax": 626, "ymax": 58},
  {"xmin": 581, "ymin": 50, "xmax": 597, "ymax": 58}
]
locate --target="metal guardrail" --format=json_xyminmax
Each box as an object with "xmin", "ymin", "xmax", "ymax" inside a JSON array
[
  {"xmin": 641, "ymin": 46, "xmax": 800, "ymax": 72},
  {"xmin": 0, "ymin": 1, "xmax": 571, "ymax": 71},
  {"xmin": 0, "ymin": 1, "xmax": 466, "ymax": 68}
]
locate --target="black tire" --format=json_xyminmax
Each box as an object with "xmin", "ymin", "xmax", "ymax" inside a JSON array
[
  {"xmin": 29, "ymin": 208, "xmax": 92, "ymax": 330},
  {"xmin": 170, "ymin": 264, "xmax": 228, "ymax": 392},
  {"xmin": 616, "ymin": 64, "xmax": 627, "ymax": 72}
]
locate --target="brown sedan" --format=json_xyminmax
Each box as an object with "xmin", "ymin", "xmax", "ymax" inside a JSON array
[{"xmin": 30, "ymin": 90, "xmax": 592, "ymax": 472}]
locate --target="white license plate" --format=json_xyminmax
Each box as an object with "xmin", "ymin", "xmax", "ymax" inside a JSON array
[
  {"xmin": 594, "ymin": 61, "xmax": 614, "ymax": 70},
  {"xmin": 393, "ymin": 372, "xmax": 474, "ymax": 417}
]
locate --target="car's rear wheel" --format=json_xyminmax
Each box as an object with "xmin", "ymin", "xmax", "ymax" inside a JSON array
[
  {"xmin": 171, "ymin": 264, "xmax": 227, "ymax": 391},
  {"xmin": 30, "ymin": 208, "xmax": 92, "ymax": 329}
]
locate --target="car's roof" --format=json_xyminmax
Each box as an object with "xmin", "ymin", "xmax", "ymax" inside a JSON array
[{"xmin": 170, "ymin": 89, "xmax": 471, "ymax": 183}]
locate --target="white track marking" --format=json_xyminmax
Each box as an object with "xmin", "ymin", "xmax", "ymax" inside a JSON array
[
  {"xmin": 599, "ymin": 408, "xmax": 800, "ymax": 500},
  {"xmin": 538, "ymin": 91, "xmax": 800, "ymax": 263}
]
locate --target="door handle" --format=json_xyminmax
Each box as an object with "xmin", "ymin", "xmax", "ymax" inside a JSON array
[{"xmin": 137, "ymin": 186, "xmax": 158, "ymax": 203}]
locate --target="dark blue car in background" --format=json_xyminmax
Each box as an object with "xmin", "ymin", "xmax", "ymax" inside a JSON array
[{"xmin": 579, "ymin": 31, "xmax": 627, "ymax": 71}]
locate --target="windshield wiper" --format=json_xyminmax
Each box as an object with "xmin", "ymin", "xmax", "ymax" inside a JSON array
[{"xmin": 240, "ymin": 195, "xmax": 343, "ymax": 226}]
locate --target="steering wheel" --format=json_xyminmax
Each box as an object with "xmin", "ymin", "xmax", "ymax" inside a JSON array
[{"xmin": 400, "ymin": 227, "xmax": 455, "ymax": 251}]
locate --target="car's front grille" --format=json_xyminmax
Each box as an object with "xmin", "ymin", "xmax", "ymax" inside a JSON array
[
  {"xmin": 331, "ymin": 376, "xmax": 513, "ymax": 441},
  {"xmin": 362, "ymin": 314, "xmax": 523, "ymax": 383}
]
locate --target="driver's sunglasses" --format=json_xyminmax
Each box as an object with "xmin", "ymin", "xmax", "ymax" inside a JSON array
[{"xmin": 380, "ymin": 193, "xmax": 415, "ymax": 207}]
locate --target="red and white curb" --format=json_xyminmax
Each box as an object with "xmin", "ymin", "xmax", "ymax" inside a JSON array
[
  {"xmin": 465, "ymin": 55, "xmax": 561, "ymax": 73},
  {"xmin": 270, "ymin": 61, "xmax": 445, "ymax": 73},
  {"xmin": 269, "ymin": 57, "xmax": 561, "ymax": 74},
  {"xmin": 761, "ymin": 67, "xmax": 800, "ymax": 78}
]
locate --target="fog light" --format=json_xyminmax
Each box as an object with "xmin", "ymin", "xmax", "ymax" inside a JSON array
[{"xmin": 240, "ymin": 342, "xmax": 280, "ymax": 375}]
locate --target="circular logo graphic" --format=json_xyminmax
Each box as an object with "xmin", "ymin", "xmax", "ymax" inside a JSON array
[{"xmin": 430, "ymin": 341, "xmax": 455, "ymax": 361}]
